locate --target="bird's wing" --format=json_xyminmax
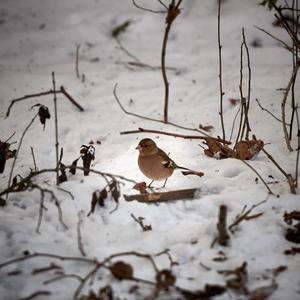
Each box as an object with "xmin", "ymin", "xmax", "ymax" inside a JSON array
[{"xmin": 157, "ymin": 148, "xmax": 177, "ymax": 169}]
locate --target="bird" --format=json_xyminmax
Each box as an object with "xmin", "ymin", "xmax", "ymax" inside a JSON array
[{"xmin": 136, "ymin": 138, "xmax": 202, "ymax": 187}]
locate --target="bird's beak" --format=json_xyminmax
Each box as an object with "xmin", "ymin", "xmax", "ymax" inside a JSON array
[{"xmin": 135, "ymin": 145, "xmax": 140, "ymax": 150}]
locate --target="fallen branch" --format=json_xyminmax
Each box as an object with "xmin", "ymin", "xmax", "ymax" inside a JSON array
[
  {"xmin": 130, "ymin": 213, "xmax": 152, "ymax": 231},
  {"xmin": 229, "ymin": 199, "xmax": 267, "ymax": 233},
  {"xmin": 217, "ymin": 205, "xmax": 230, "ymax": 246},
  {"xmin": 19, "ymin": 290, "xmax": 51, "ymax": 300},
  {"xmin": 124, "ymin": 188, "xmax": 199, "ymax": 203}
]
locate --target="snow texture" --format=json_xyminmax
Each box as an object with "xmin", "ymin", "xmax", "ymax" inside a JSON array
[{"xmin": 0, "ymin": 0, "xmax": 299, "ymax": 299}]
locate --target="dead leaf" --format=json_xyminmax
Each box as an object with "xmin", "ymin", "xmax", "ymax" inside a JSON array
[
  {"xmin": 235, "ymin": 139, "xmax": 264, "ymax": 160},
  {"xmin": 156, "ymin": 269, "xmax": 176, "ymax": 289},
  {"xmin": 38, "ymin": 105, "xmax": 51, "ymax": 129},
  {"xmin": 228, "ymin": 98, "xmax": 241, "ymax": 106},
  {"xmin": 87, "ymin": 188, "xmax": 107, "ymax": 217},
  {"xmin": 203, "ymin": 138, "xmax": 236, "ymax": 159},
  {"xmin": 58, "ymin": 163, "xmax": 67, "ymax": 183},
  {"xmin": 284, "ymin": 247, "xmax": 300, "ymax": 255},
  {"xmin": 181, "ymin": 284, "xmax": 226, "ymax": 299},
  {"xmin": 110, "ymin": 261, "xmax": 133, "ymax": 280},
  {"xmin": 133, "ymin": 182, "xmax": 147, "ymax": 194},
  {"xmin": 69, "ymin": 158, "xmax": 79, "ymax": 175}
]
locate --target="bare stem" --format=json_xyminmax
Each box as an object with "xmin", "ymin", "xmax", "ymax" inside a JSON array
[
  {"xmin": 75, "ymin": 44, "xmax": 80, "ymax": 79},
  {"xmin": 52, "ymin": 72, "xmax": 59, "ymax": 185},
  {"xmin": 281, "ymin": 60, "xmax": 300, "ymax": 151},
  {"xmin": 239, "ymin": 159, "xmax": 274, "ymax": 195},
  {"xmin": 6, "ymin": 112, "xmax": 39, "ymax": 199},
  {"xmin": 218, "ymin": 0, "xmax": 226, "ymax": 141}
]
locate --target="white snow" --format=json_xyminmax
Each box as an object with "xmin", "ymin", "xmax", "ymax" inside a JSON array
[{"xmin": 0, "ymin": 0, "xmax": 299, "ymax": 299}]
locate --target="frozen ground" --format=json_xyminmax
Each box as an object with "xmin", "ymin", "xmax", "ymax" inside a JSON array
[{"xmin": 0, "ymin": 0, "xmax": 299, "ymax": 299}]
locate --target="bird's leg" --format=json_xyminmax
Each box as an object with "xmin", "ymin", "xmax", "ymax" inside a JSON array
[
  {"xmin": 148, "ymin": 180, "xmax": 154, "ymax": 188},
  {"xmin": 162, "ymin": 178, "xmax": 168, "ymax": 188}
]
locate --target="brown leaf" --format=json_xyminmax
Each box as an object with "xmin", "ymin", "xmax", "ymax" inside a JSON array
[
  {"xmin": 110, "ymin": 261, "xmax": 133, "ymax": 280},
  {"xmin": 133, "ymin": 182, "xmax": 147, "ymax": 194},
  {"xmin": 235, "ymin": 139, "xmax": 264, "ymax": 160},
  {"xmin": 181, "ymin": 284, "xmax": 226, "ymax": 299},
  {"xmin": 156, "ymin": 269, "xmax": 176, "ymax": 289},
  {"xmin": 228, "ymin": 98, "xmax": 241, "ymax": 106},
  {"xmin": 203, "ymin": 138, "xmax": 236, "ymax": 159},
  {"xmin": 284, "ymin": 247, "xmax": 300, "ymax": 255},
  {"xmin": 284, "ymin": 211, "xmax": 300, "ymax": 226}
]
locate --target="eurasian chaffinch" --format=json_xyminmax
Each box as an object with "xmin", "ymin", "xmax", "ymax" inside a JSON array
[{"xmin": 135, "ymin": 138, "xmax": 186, "ymax": 187}]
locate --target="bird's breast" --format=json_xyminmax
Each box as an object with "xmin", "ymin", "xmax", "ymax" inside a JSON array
[{"xmin": 138, "ymin": 154, "xmax": 174, "ymax": 180}]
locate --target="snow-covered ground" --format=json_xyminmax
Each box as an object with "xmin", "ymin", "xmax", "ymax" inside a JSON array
[{"xmin": 0, "ymin": 0, "xmax": 299, "ymax": 299}]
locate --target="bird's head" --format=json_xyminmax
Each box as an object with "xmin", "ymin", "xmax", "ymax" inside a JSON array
[{"xmin": 135, "ymin": 138, "xmax": 158, "ymax": 156}]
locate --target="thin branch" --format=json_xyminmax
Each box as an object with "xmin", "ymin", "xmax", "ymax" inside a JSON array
[
  {"xmin": 240, "ymin": 28, "xmax": 252, "ymax": 140},
  {"xmin": 235, "ymin": 38, "xmax": 245, "ymax": 146},
  {"xmin": 229, "ymin": 199, "xmax": 267, "ymax": 232},
  {"xmin": 239, "ymin": 159, "xmax": 274, "ymax": 195},
  {"xmin": 254, "ymin": 25, "xmax": 293, "ymax": 52},
  {"xmin": 0, "ymin": 166, "xmax": 136, "ymax": 198},
  {"xmin": 6, "ymin": 86, "xmax": 84, "ymax": 117},
  {"xmin": 60, "ymin": 86, "xmax": 84, "ymax": 112},
  {"xmin": 113, "ymin": 83, "xmax": 214, "ymax": 136},
  {"xmin": 77, "ymin": 211, "xmax": 87, "ymax": 257},
  {"xmin": 132, "ymin": 0, "xmax": 166, "ymax": 13},
  {"xmin": 295, "ymin": 106, "xmax": 300, "ymax": 187},
  {"xmin": 115, "ymin": 37, "xmax": 141, "ymax": 64},
  {"xmin": 6, "ymin": 112, "xmax": 39, "ymax": 199},
  {"xmin": 162, "ymin": 0, "xmax": 183, "ymax": 123},
  {"xmin": 255, "ymin": 98, "xmax": 286, "ymax": 124},
  {"xmin": 30, "ymin": 147, "xmax": 38, "ymax": 171},
  {"xmin": 120, "ymin": 127, "xmax": 232, "ymax": 144},
  {"xmin": 281, "ymin": 59, "xmax": 300, "ymax": 151},
  {"xmin": 52, "ymin": 72, "xmax": 59, "ymax": 185},
  {"xmin": 218, "ymin": 0, "xmax": 226, "ymax": 141},
  {"xmin": 75, "ymin": 44, "xmax": 80, "ymax": 79},
  {"xmin": 130, "ymin": 213, "xmax": 152, "ymax": 231},
  {"xmin": 19, "ymin": 291, "xmax": 51, "ymax": 300},
  {"xmin": 261, "ymin": 147, "xmax": 296, "ymax": 194}
]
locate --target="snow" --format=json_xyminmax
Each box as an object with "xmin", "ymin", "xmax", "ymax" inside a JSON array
[{"xmin": 0, "ymin": 0, "xmax": 300, "ymax": 299}]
